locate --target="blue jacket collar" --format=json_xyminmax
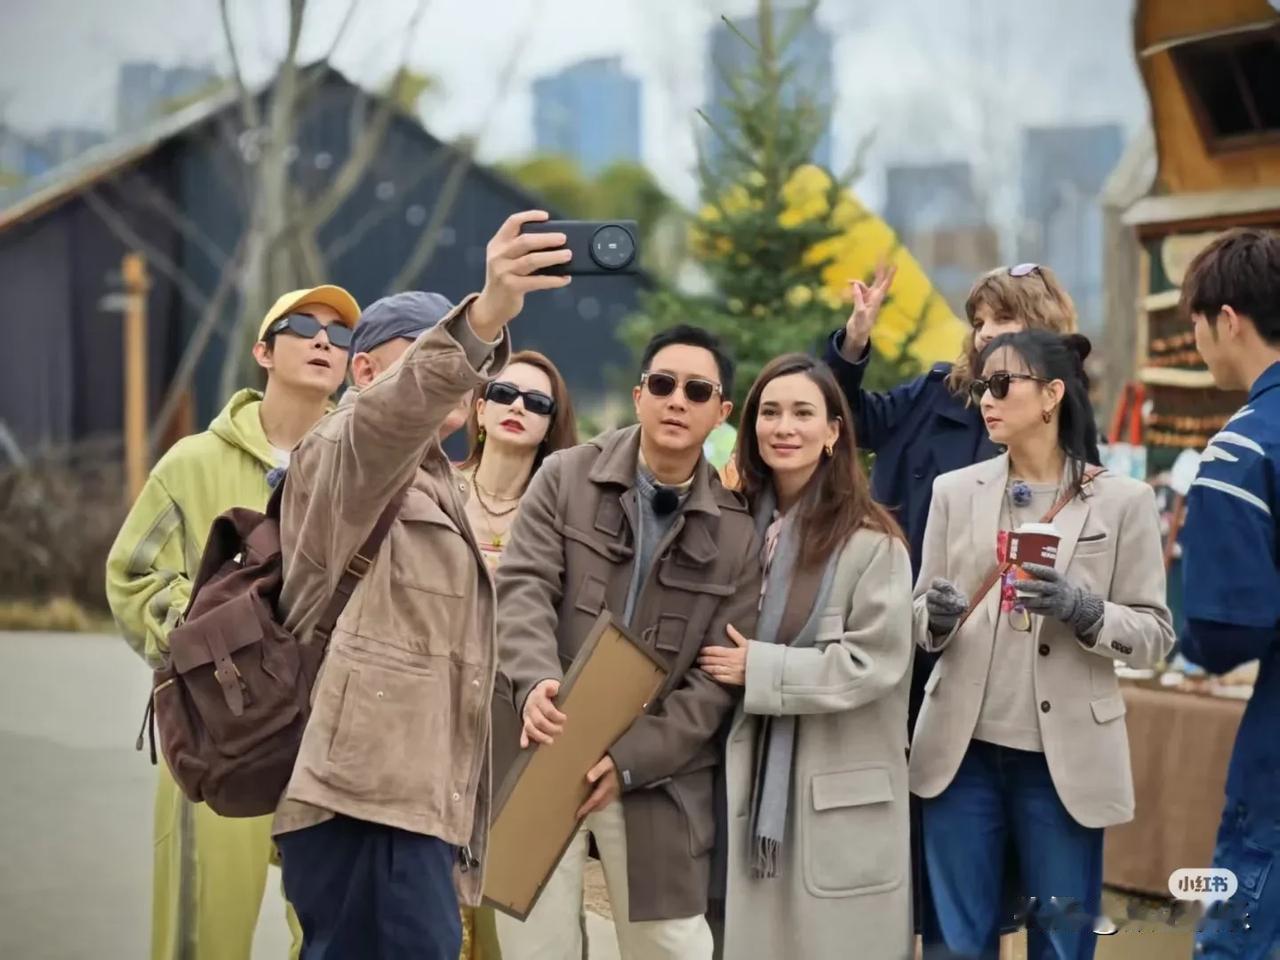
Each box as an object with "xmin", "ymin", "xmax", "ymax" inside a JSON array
[{"xmin": 1249, "ymin": 361, "xmax": 1280, "ymax": 402}]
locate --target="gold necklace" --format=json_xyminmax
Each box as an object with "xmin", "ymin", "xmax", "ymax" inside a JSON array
[
  {"xmin": 470, "ymin": 471, "xmax": 520, "ymax": 549},
  {"xmin": 472, "ymin": 470, "xmax": 519, "ymax": 519},
  {"xmin": 473, "ymin": 474, "xmax": 522, "ymax": 502}
]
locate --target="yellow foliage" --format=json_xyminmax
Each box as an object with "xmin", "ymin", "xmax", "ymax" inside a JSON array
[
  {"xmin": 692, "ymin": 162, "xmax": 967, "ymax": 369},
  {"xmin": 785, "ymin": 285, "xmax": 814, "ymax": 308},
  {"xmin": 778, "ymin": 171, "xmax": 965, "ymax": 368}
]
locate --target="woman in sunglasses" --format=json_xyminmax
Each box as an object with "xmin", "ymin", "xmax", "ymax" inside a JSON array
[
  {"xmin": 910, "ymin": 330, "xmax": 1173, "ymax": 960},
  {"xmin": 456, "ymin": 349, "xmax": 578, "ymax": 960},
  {"xmin": 460, "ymin": 350, "xmax": 579, "ymax": 569},
  {"xmin": 699, "ymin": 353, "xmax": 914, "ymax": 960},
  {"xmin": 825, "ymin": 262, "xmax": 1078, "ymax": 945}
]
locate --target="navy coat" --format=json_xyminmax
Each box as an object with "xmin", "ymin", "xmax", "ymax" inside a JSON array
[{"xmin": 824, "ymin": 331, "xmax": 1000, "ymax": 577}]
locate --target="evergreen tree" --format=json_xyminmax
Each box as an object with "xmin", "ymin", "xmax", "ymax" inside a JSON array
[{"xmin": 624, "ymin": 0, "xmax": 935, "ymax": 413}]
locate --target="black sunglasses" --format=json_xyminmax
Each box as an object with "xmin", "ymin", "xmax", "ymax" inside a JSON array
[
  {"xmin": 968, "ymin": 371, "xmax": 1051, "ymax": 405},
  {"xmin": 640, "ymin": 372, "xmax": 721, "ymax": 405},
  {"xmin": 484, "ymin": 380, "xmax": 556, "ymax": 416},
  {"xmin": 263, "ymin": 313, "xmax": 353, "ymax": 350}
]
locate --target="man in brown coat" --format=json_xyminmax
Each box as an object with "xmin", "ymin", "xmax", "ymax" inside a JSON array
[
  {"xmin": 271, "ymin": 210, "xmax": 572, "ymax": 960},
  {"xmin": 494, "ymin": 325, "xmax": 762, "ymax": 960}
]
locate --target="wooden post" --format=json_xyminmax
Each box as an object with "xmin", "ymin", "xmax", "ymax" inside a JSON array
[{"xmin": 122, "ymin": 252, "xmax": 150, "ymax": 502}]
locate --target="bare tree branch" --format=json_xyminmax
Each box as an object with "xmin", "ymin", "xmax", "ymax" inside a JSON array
[
  {"xmin": 219, "ymin": 0, "xmax": 308, "ymax": 404},
  {"xmin": 298, "ymin": 0, "xmax": 363, "ymax": 98},
  {"xmin": 218, "ymin": 0, "xmax": 261, "ymax": 132},
  {"xmin": 383, "ymin": 5, "xmax": 537, "ymax": 293},
  {"xmin": 385, "ymin": 139, "xmax": 473, "ymax": 294},
  {"xmin": 301, "ymin": 0, "xmax": 430, "ymax": 234},
  {"xmin": 322, "ymin": 148, "xmax": 451, "ymax": 262},
  {"xmin": 148, "ymin": 239, "xmax": 246, "ymax": 456},
  {"xmin": 84, "ymin": 187, "xmax": 213, "ymax": 317},
  {"xmin": 122, "ymin": 169, "xmax": 233, "ymax": 271},
  {"xmin": 320, "ymin": 0, "xmax": 361, "ymax": 66}
]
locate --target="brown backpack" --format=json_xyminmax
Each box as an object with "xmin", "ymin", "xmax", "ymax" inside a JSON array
[{"xmin": 136, "ymin": 478, "xmax": 403, "ymax": 817}]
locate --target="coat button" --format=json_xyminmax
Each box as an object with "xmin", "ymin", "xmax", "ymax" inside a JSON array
[
  {"xmin": 376, "ymin": 690, "xmax": 385, "ymax": 699},
  {"xmin": 452, "ymin": 792, "xmax": 462, "ymax": 802},
  {"xmin": 1040, "ymin": 701, "xmax": 1051, "ymax": 713},
  {"xmin": 472, "ymin": 679, "xmax": 481, "ymax": 687},
  {"xmin": 913, "ymin": 470, "xmax": 925, "ymax": 480},
  {"xmin": 458, "ymin": 483, "xmax": 467, "ymax": 493},
  {"xmin": 1038, "ymin": 644, "xmax": 1050, "ymax": 656}
]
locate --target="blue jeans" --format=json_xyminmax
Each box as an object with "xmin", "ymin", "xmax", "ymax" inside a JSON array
[
  {"xmin": 1196, "ymin": 797, "xmax": 1280, "ymax": 959},
  {"xmin": 921, "ymin": 741, "xmax": 1104, "ymax": 960},
  {"xmin": 278, "ymin": 815, "xmax": 462, "ymax": 960}
]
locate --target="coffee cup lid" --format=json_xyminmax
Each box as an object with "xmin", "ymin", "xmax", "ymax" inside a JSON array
[{"xmin": 1015, "ymin": 522, "xmax": 1059, "ymax": 536}]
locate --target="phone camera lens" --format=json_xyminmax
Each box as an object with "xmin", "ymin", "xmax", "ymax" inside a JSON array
[{"xmin": 589, "ymin": 224, "xmax": 636, "ymax": 270}]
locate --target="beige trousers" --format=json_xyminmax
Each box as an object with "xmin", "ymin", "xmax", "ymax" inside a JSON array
[{"xmin": 496, "ymin": 802, "xmax": 713, "ymax": 960}]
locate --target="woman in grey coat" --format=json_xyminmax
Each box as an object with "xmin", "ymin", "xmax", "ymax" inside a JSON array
[{"xmin": 700, "ymin": 354, "xmax": 915, "ymax": 960}]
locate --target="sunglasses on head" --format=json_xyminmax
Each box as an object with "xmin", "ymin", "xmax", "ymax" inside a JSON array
[
  {"xmin": 640, "ymin": 372, "xmax": 721, "ymax": 405},
  {"xmin": 484, "ymin": 380, "xmax": 556, "ymax": 416},
  {"xmin": 968, "ymin": 371, "xmax": 1051, "ymax": 405},
  {"xmin": 263, "ymin": 312, "xmax": 353, "ymax": 350}
]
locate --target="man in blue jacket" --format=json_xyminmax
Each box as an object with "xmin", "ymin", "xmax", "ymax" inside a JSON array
[{"xmin": 1178, "ymin": 228, "xmax": 1280, "ymax": 960}]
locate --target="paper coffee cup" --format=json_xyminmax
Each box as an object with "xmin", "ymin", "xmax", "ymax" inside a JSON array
[{"xmin": 1009, "ymin": 522, "xmax": 1060, "ymax": 583}]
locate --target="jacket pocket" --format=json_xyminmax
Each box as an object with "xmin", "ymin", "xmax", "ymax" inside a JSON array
[
  {"xmin": 315, "ymin": 648, "xmax": 453, "ymax": 813},
  {"xmin": 390, "ymin": 489, "xmax": 467, "ymax": 599},
  {"xmin": 1090, "ymin": 693, "xmax": 1127, "ymax": 724},
  {"xmin": 803, "ymin": 765, "xmax": 903, "ymax": 898},
  {"xmin": 326, "ymin": 667, "xmax": 359, "ymax": 765},
  {"xmin": 665, "ymin": 768, "xmax": 715, "ymax": 857}
]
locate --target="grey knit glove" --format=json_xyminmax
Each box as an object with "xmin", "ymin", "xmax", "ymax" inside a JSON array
[
  {"xmin": 926, "ymin": 578, "xmax": 968, "ymax": 635},
  {"xmin": 1018, "ymin": 563, "xmax": 1105, "ymax": 639}
]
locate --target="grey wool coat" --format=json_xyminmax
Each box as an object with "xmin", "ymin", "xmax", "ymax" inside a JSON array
[{"xmin": 720, "ymin": 525, "xmax": 916, "ymax": 960}]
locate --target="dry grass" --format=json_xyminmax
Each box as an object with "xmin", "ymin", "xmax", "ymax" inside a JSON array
[
  {"xmin": 0, "ymin": 454, "xmax": 123, "ymax": 623},
  {"xmin": 0, "ymin": 597, "xmax": 115, "ymax": 633}
]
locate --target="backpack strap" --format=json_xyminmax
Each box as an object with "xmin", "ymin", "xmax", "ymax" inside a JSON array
[
  {"xmin": 311, "ymin": 487, "xmax": 409, "ymax": 647},
  {"xmin": 953, "ymin": 466, "xmax": 1103, "ymax": 632}
]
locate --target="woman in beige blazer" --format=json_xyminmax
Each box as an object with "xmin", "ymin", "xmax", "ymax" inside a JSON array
[
  {"xmin": 700, "ymin": 354, "xmax": 915, "ymax": 960},
  {"xmin": 911, "ymin": 330, "xmax": 1173, "ymax": 960}
]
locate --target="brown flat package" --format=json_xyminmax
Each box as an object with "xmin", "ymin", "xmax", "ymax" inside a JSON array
[{"xmin": 483, "ymin": 612, "xmax": 669, "ymax": 920}]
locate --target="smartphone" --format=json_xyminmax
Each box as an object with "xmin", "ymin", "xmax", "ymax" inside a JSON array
[{"xmin": 520, "ymin": 220, "xmax": 639, "ymax": 276}]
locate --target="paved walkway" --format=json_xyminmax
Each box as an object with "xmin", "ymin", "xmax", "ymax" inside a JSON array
[
  {"xmin": 0, "ymin": 631, "xmax": 622, "ymax": 960},
  {"xmin": 0, "ymin": 631, "xmax": 1191, "ymax": 959}
]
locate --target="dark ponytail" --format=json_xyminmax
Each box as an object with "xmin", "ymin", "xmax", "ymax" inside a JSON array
[{"xmin": 981, "ymin": 329, "xmax": 1101, "ymax": 492}]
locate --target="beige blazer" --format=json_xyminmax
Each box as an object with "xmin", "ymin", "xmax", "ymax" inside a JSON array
[{"xmin": 908, "ymin": 455, "xmax": 1174, "ymax": 828}]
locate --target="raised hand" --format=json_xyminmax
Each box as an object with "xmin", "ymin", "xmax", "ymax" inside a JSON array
[
  {"xmin": 841, "ymin": 262, "xmax": 897, "ymax": 360},
  {"xmin": 468, "ymin": 210, "xmax": 573, "ymax": 341}
]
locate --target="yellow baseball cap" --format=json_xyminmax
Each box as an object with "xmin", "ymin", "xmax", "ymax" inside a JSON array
[{"xmin": 257, "ymin": 285, "xmax": 362, "ymax": 341}]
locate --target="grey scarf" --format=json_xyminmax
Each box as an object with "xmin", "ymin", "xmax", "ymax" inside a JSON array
[{"xmin": 748, "ymin": 490, "xmax": 839, "ymax": 878}]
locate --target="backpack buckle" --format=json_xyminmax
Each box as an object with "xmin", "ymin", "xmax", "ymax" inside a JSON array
[
  {"xmin": 346, "ymin": 552, "xmax": 373, "ymax": 577},
  {"xmin": 214, "ymin": 661, "xmax": 250, "ymax": 716}
]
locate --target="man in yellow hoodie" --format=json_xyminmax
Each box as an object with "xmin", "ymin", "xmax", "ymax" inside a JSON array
[{"xmin": 106, "ymin": 285, "xmax": 360, "ymax": 960}]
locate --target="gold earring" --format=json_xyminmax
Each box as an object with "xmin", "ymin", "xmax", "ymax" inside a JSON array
[
  {"xmin": 478, "ymin": 426, "xmax": 486, "ymax": 443},
  {"xmin": 824, "ymin": 442, "xmax": 834, "ymax": 457},
  {"xmin": 1041, "ymin": 408, "xmax": 1053, "ymax": 424}
]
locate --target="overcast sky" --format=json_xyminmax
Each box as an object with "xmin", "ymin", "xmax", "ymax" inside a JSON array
[{"xmin": 0, "ymin": 0, "xmax": 1149, "ymax": 211}]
